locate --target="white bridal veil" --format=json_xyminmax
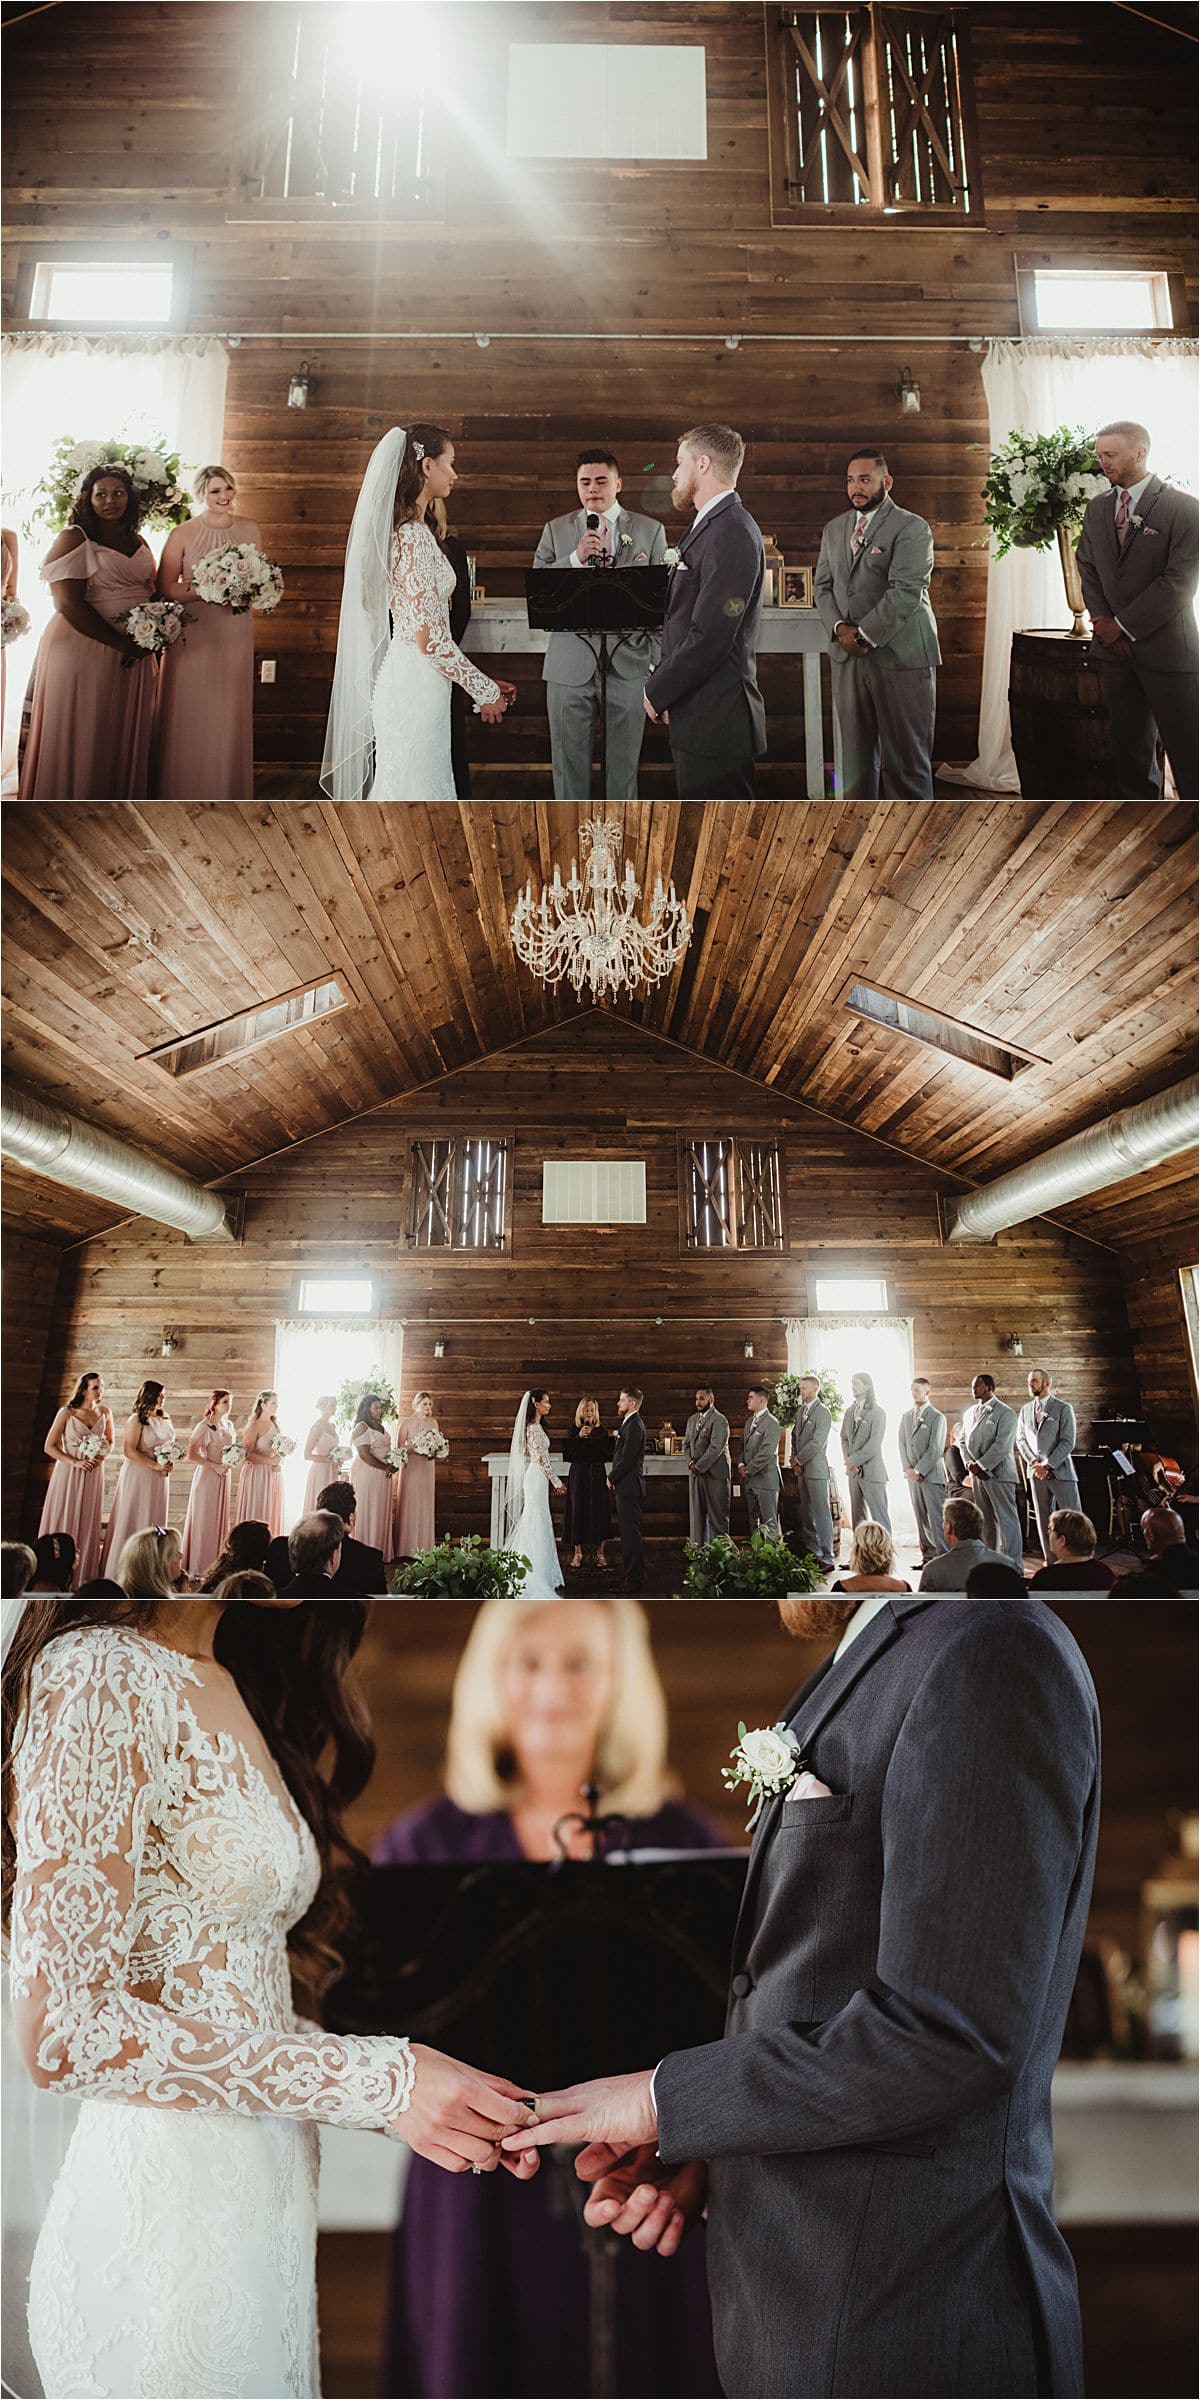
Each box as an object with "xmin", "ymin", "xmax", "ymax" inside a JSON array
[
  {"xmin": 319, "ymin": 425, "xmax": 408, "ymax": 801},
  {"xmin": 504, "ymin": 1393, "xmax": 532, "ymax": 1546}
]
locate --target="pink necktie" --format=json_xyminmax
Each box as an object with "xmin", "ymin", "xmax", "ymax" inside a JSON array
[
  {"xmin": 852, "ymin": 513, "xmax": 869, "ymax": 553},
  {"xmin": 1116, "ymin": 490, "xmax": 1130, "ymax": 547}
]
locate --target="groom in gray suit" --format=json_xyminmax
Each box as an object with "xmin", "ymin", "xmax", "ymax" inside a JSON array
[
  {"xmin": 533, "ymin": 448, "xmax": 667, "ymax": 798},
  {"xmin": 510, "ymin": 1597, "xmax": 1101, "ymax": 2400},
  {"xmin": 737, "ymin": 1386, "xmax": 782, "ymax": 1538},
  {"xmin": 683, "ymin": 1387, "xmax": 731, "ymax": 1544},
  {"xmin": 1016, "ymin": 1369, "xmax": 1081, "ymax": 1564},
  {"xmin": 814, "ymin": 450, "xmax": 941, "ymax": 798},
  {"xmin": 643, "ymin": 424, "xmax": 767, "ymax": 798},
  {"xmin": 1076, "ymin": 419, "xmax": 1198, "ymax": 799}
]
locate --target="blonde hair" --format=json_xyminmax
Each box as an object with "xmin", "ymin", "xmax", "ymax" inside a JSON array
[
  {"xmin": 445, "ymin": 1599, "xmax": 671, "ymax": 1818},
  {"xmin": 411, "ymin": 1391, "xmax": 434, "ymax": 1409},
  {"xmin": 117, "ymin": 1526, "xmax": 183, "ymax": 1598},
  {"xmin": 680, "ymin": 423, "xmax": 745, "ymax": 485},
  {"xmin": 849, "ymin": 1522, "xmax": 895, "ymax": 1577},
  {"xmin": 575, "ymin": 1395, "xmax": 601, "ymax": 1427}
]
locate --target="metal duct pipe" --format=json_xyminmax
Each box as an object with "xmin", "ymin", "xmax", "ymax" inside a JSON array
[
  {"xmin": 1, "ymin": 1085, "xmax": 234, "ymax": 1242},
  {"xmin": 946, "ymin": 1076, "xmax": 1200, "ymax": 1243}
]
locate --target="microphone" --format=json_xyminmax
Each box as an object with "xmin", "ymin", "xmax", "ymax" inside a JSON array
[{"xmin": 585, "ymin": 510, "xmax": 604, "ymax": 567}]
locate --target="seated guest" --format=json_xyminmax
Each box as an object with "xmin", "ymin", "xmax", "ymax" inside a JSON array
[
  {"xmin": 264, "ymin": 1480, "xmax": 386, "ymax": 1595},
  {"xmin": 76, "ymin": 1576, "xmax": 128, "ymax": 1597},
  {"xmin": 198, "ymin": 1518, "xmax": 272, "ymax": 1591},
  {"xmin": 832, "ymin": 1522, "xmax": 911, "ymax": 1595},
  {"xmin": 116, "ymin": 1525, "xmax": 184, "ymax": 1598},
  {"xmin": 965, "ymin": 1562, "xmax": 1029, "ymax": 1596},
  {"xmin": 373, "ymin": 1597, "xmax": 725, "ymax": 2400},
  {"xmin": 1109, "ymin": 1507, "xmax": 1200, "ymax": 1597},
  {"xmin": 211, "ymin": 1570, "xmax": 277, "ymax": 1597},
  {"xmin": 275, "ymin": 1508, "xmax": 344, "ymax": 1595},
  {"xmin": 1, "ymin": 1542, "xmax": 37, "ymax": 1598},
  {"xmin": 1029, "ymin": 1510, "xmax": 1115, "ymax": 1594},
  {"xmin": 29, "ymin": 1533, "xmax": 78, "ymax": 1593},
  {"xmin": 917, "ymin": 1498, "xmax": 1009, "ymax": 1592}
]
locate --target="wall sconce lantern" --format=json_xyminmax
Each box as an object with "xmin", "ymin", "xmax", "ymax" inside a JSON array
[
  {"xmin": 161, "ymin": 1327, "xmax": 180, "ymax": 1357},
  {"xmin": 287, "ymin": 360, "xmax": 311, "ymax": 410},
  {"xmin": 743, "ymin": 1336, "xmax": 755, "ymax": 1360},
  {"xmin": 433, "ymin": 1335, "xmax": 446, "ymax": 1358},
  {"xmin": 1000, "ymin": 1332, "xmax": 1025, "ymax": 1356},
  {"xmin": 897, "ymin": 365, "xmax": 921, "ymax": 414}
]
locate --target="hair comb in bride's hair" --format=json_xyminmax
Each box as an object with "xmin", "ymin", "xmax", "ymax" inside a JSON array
[{"xmin": 412, "ymin": 439, "xmax": 426, "ymax": 460}]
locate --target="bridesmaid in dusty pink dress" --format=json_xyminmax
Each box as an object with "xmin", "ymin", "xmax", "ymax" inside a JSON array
[
  {"xmin": 100, "ymin": 1380, "xmax": 180, "ymax": 1573},
  {"xmin": 154, "ymin": 465, "xmax": 260, "ymax": 798},
  {"xmin": 232, "ymin": 1389, "xmax": 289, "ymax": 1539},
  {"xmin": 19, "ymin": 465, "xmax": 158, "ymax": 798},
  {"xmin": 394, "ymin": 1390, "xmax": 443, "ymax": 1557},
  {"xmin": 302, "ymin": 1395, "xmax": 345, "ymax": 1514},
  {"xmin": 38, "ymin": 1370, "xmax": 115, "ymax": 1588},
  {"xmin": 350, "ymin": 1393, "xmax": 397, "ymax": 1559},
  {"xmin": 180, "ymin": 1386, "xmax": 237, "ymax": 1581}
]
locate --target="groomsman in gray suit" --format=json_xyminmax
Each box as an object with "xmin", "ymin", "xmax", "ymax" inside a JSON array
[
  {"xmin": 814, "ymin": 450, "xmax": 941, "ymax": 798},
  {"xmin": 840, "ymin": 1373, "xmax": 890, "ymax": 1530},
  {"xmin": 683, "ymin": 1386, "xmax": 731, "ymax": 1544},
  {"xmin": 898, "ymin": 1376, "xmax": 948, "ymax": 1560},
  {"xmin": 960, "ymin": 1372, "xmax": 1023, "ymax": 1567},
  {"xmin": 534, "ymin": 448, "xmax": 667, "ymax": 799},
  {"xmin": 737, "ymin": 1387, "xmax": 782, "ymax": 1538},
  {"xmin": 1076, "ymin": 420, "xmax": 1198, "ymax": 799},
  {"xmin": 1016, "ymin": 1369, "xmax": 1081, "ymax": 1564},
  {"xmin": 792, "ymin": 1374, "xmax": 835, "ymax": 1570}
]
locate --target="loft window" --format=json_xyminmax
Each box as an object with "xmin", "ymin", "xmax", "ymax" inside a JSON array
[
  {"xmin": 768, "ymin": 6, "xmax": 981, "ymax": 220},
  {"xmin": 297, "ymin": 1277, "xmax": 374, "ymax": 1315},
  {"xmin": 143, "ymin": 976, "xmax": 350, "ymax": 1078},
  {"xmin": 683, "ymin": 1138, "xmax": 785, "ymax": 1251},
  {"xmin": 814, "ymin": 1275, "xmax": 889, "ymax": 1310},
  {"xmin": 244, "ymin": 3, "xmax": 433, "ymax": 210},
  {"xmin": 407, "ymin": 1137, "xmax": 509, "ymax": 1252},
  {"xmin": 844, "ymin": 979, "xmax": 1037, "ymax": 1082},
  {"xmin": 27, "ymin": 261, "xmax": 174, "ymax": 324},
  {"xmin": 1030, "ymin": 270, "xmax": 1173, "ymax": 331}
]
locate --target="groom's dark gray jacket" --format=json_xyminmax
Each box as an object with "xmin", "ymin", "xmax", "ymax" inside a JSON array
[{"xmin": 654, "ymin": 1598, "xmax": 1100, "ymax": 2399}]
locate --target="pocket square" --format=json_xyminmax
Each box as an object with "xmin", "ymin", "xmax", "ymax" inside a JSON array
[
  {"xmin": 788, "ymin": 1769, "xmax": 834, "ymax": 1801},
  {"xmin": 869, "ymin": 545, "xmax": 884, "ymax": 555}
]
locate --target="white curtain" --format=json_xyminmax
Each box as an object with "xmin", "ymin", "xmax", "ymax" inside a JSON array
[
  {"xmin": 0, "ymin": 334, "xmax": 228, "ymax": 766},
  {"xmin": 272, "ymin": 1319, "xmax": 405, "ymax": 1530},
  {"xmin": 785, "ymin": 1314, "xmax": 918, "ymax": 1543},
  {"xmin": 941, "ymin": 335, "xmax": 1200, "ymax": 792}
]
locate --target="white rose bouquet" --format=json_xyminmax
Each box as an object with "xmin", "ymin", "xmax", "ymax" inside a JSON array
[
  {"xmin": 154, "ymin": 1440, "xmax": 187, "ymax": 1469},
  {"xmin": 117, "ymin": 599, "xmax": 189, "ymax": 662},
  {"xmin": 981, "ymin": 427, "xmax": 1109, "ymax": 557},
  {"xmin": 408, "ymin": 1426, "xmax": 449, "ymax": 1461},
  {"xmin": 330, "ymin": 1442, "xmax": 352, "ymax": 1468},
  {"xmin": 271, "ymin": 1432, "xmax": 296, "ymax": 1460},
  {"xmin": 386, "ymin": 1444, "xmax": 409, "ymax": 1474},
  {"xmin": 191, "ymin": 542, "xmax": 284, "ymax": 614},
  {"xmin": 2, "ymin": 597, "xmax": 31, "ymax": 647},
  {"xmin": 76, "ymin": 1429, "xmax": 111, "ymax": 1465},
  {"xmin": 723, "ymin": 1719, "xmax": 805, "ymax": 1827},
  {"xmin": 221, "ymin": 1441, "xmax": 246, "ymax": 1471}
]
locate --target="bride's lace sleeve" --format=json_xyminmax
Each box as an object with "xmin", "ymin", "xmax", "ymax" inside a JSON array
[
  {"xmin": 393, "ymin": 525, "xmax": 500, "ymax": 709},
  {"xmin": 9, "ymin": 1636, "xmax": 415, "ymax": 2136},
  {"xmin": 526, "ymin": 1423, "xmax": 552, "ymax": 1473}
]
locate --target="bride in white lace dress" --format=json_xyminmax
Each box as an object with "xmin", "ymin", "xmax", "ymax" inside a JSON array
[
  {"xmin": 505, "ymin": 1391, "xmax": 566, "ymax": 1599},
  {"xmin": 320, "ymin": 424, "xmax": 513, "ymax": 801},
  {"xmin": 3, "ymin": 1598, "xmax": 539, "ymax": 2399}
]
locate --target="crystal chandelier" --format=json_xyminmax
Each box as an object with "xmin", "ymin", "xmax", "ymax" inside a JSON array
[{"xmin": 510, "ymin": 818, "xmax": 692, "ymax": 1000}]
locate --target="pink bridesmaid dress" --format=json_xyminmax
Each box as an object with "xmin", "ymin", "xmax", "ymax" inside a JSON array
[
  {"xmin": 153, "ymin": 515, "xmax": 257, "ymax": 798},
  {"xmin": 38, "ymin": 1411, "xmax": 110, "ymax": 1588},
  {"xmin": 351, "ymin": 1426, "xmax": 395, "ymax": 1557},
  {"xmin": 394, "ymin": 1416, "xmax": 438, "ymax": 1556},
  {"xmin": 180, "ymin": 1417, "xmax": 235, "ymax": 1580},
  {"xmin": 232, "ymin": 1429, "xmax": 285, "ymax": 1539},
  {"xmin": 101, "ymin": 1413, "xmax": 176, "ymax": 1574},
  {"xmin": 302, "ymin": 1420, "xmax": 341, "ymax": 1515},
  {"xmin": 19, "ymin": 537, "xmax": 158, "ymax": 798}
]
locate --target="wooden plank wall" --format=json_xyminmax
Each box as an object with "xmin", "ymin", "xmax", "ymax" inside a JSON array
[
  {"xmin": 3, "ymin": 1, "xmax": 1195, "ymax": 785},
  {"xmin": 2, "ymin": 1230, "xmax": 63, "ymax": 1535},
  {"xmin": 19, "ymin": 1017, "xmax": 1141, "ymax": 1537}
]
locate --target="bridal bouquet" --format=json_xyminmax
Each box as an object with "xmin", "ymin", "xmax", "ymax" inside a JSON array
[
  {"xmin": 118, "ymin": 599, "xmax": 189, "ymax": 661},
  {"xmin": 221, "ymin": 1441, "xmax": 246, "ymax": 1470},
  {"xmin": 386, "ymin": 1443, "xmax": 409, "ymax": 1474},
  {"xmin": 408, "ymin": 1426, "xmax": 449, "ymax": 1461},
  {"xmin": 76, "ymin": 1429, "xmax": 110, "ymax": 1465},
  {"xmin": 329, "ymin": 1442, "xmax": 352, "ymax": 1468},
  {"xmin": 154, "ymin": 1439, "xmax": 187, "ymax": 1469},
  {"xmin": 271, "ymin": 1432, "xmax": 296, "ymax": 1460},
  {"xmin": 1, "ymin": 596, "xmax": 31, "ymax": 647},
  {"xmin": 191, "ymin": 542, "xmax": 284, "ymax": 613}
]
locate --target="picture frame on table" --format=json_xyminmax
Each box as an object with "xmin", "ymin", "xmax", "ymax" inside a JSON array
[{"xmin": 781, "ymin": 566, "xmax": 814, "ymax": 608}]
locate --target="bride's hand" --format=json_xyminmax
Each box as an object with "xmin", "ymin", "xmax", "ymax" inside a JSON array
[
  {"xmin": 395, "ymin": 2044, "xmax": 540, "ymax": 2175},
  {"xmin": 479, "ymin": 697, "xmax": 507, "ymax": 724}
]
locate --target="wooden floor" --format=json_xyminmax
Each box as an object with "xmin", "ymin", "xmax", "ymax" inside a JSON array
[{"xmin": 254, "ymin": 767, "xmax": 1011, "ymax": 800}]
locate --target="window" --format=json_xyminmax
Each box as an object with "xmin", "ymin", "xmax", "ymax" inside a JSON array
[
  {"xmin": 768, "ymin": 7, "xmax": 981, "ymax": 220},
  {"xmin": 1028, "ymin": 270, "xmax": 1174, "ymax": 333},
  {"xmin": 843, "ymin": 979, "xmax": 1039, "ymax": 1082},
  {"xmin": 27, "ymin": 261, "xmax": 174, "ymax": 325},
  {"xmin": 242, "ymin": 3, "xmax": 434, "ymax": 212},
  {"xmin": 407, "ymin": 1137, "xmax": 509, "ymax": 1252},
  {"xmin": 143, "ymin": 976, "xmax": 350, "ymax": 1077},
  {"xmin": 814, "ymin": 1276, "xmax": 889, "ymax": 1311},
  {"xmin": 506, "ymin": 45, "xmax": 707, "ymax": 159},
  {"xmin": 682, "ymin": 1138, "xmax": 785, "ymax": 1251},
  {"xmin": 297, "ymin": 1278, "xmax": 374, "ymax": 1315}
]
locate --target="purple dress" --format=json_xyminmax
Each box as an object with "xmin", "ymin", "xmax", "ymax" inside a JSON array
[{"xmin": 372, "ymin": 1796, "xmax": 726, "ymax": 2399}]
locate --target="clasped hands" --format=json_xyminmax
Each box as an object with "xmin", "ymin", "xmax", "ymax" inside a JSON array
[{"xmin": 1091, "ymin": 614, "xmax": 1135, "ymax": 658}]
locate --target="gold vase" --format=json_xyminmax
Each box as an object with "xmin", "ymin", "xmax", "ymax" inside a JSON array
[{"xmin": 1056, "ymin": 523, "xmax": 1089, "ymax": 639}]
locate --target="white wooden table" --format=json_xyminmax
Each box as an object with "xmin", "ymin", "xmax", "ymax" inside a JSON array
[
  {"xmin": 464, "ymin": 603, "xmax": 842, "ymax": 798},
  {"xmin": 484, "ymin": 1449, "xmax": 691, "ymax": 1549}
]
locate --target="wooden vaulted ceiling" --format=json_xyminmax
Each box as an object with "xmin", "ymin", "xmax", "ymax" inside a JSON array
[{"xmin": 2, "ymin": 799, "xmax": 1195, "ymax": 1253}]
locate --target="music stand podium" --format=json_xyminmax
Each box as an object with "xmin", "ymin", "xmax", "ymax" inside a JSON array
[
  {"xmin": 327, "ymin": 1839, "xmax": 746, "ymax": 2399},
  {"xmin": 524, "ymin": 565, "xmax": 670, "ymax": 796}
]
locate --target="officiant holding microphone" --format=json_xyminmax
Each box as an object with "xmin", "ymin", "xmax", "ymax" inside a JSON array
[{"xmin": 534, "ymin": 447, "xmax": 667, "ymax": 797}]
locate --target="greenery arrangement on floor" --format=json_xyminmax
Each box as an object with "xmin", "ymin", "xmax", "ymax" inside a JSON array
[
  {"xmin": 391, "ymin": 1534, "xmax": 531, "ymax": 1595},
  {"xmin": 678, "ymin": 1528, "xmax": 823, "ymax": 1597}
]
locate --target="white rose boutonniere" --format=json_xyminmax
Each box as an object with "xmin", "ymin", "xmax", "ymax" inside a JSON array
[
  {"xmin": 723, "ymin": 1720, "xmax": 804, "ymax": 1828},
  {"xmin": 663, "ymin": 546, "xmax": 682, "ymax": 568}
]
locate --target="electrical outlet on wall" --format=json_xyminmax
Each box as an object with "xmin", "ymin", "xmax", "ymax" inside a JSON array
[{"xmin": 260, "ymin": 659, "xmax": 276, "ymax": 684}]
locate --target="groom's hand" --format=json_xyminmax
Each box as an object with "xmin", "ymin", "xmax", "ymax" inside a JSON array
[
  {"xmin": 500, "ymin": 2068, "xmax": 657, "ymax": 2156},
  {"xmin": 578, "ymin": 2141, "xmax": 707, "ymax": 2256},
  {"xmin": 643, "ymin": 691, "xmax": 660, "ymax": 722}
]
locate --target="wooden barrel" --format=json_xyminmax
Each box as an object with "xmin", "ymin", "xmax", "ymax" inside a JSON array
[{"xmin": 1008, "ymin": 629, "xmax": 1131, "ymax": 799}]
